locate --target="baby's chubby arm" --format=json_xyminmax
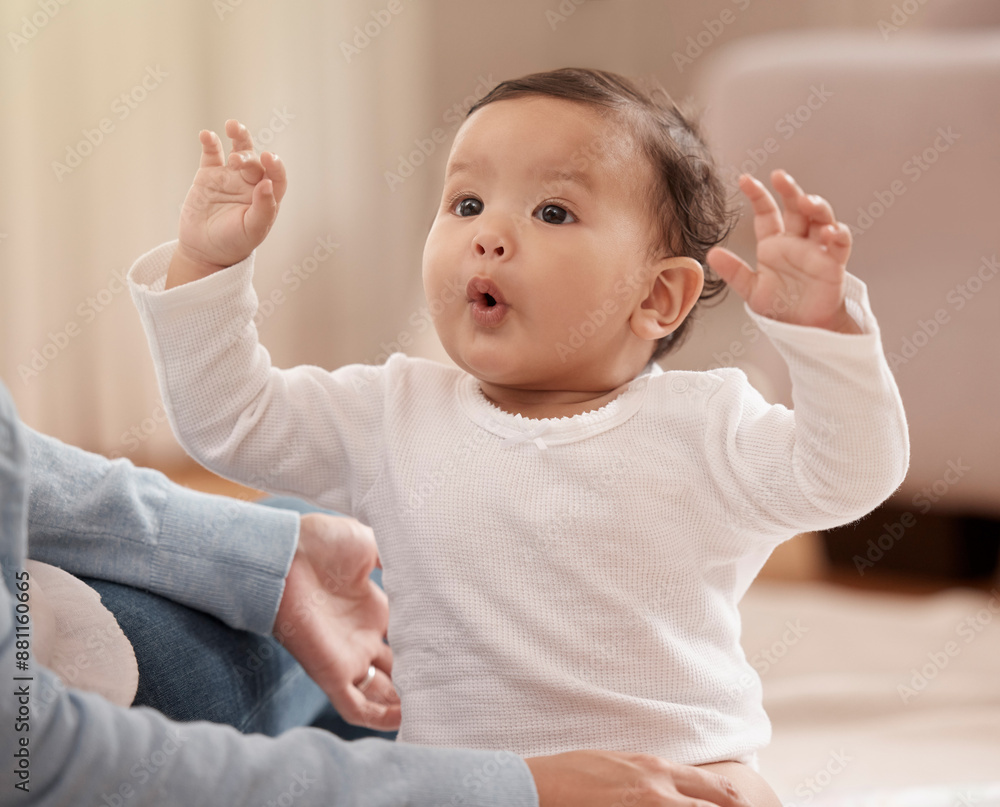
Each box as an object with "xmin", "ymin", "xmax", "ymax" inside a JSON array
[
  {"xmin": 699, "ymin": 170, "xmax": 909, "ymax": 531},
  {"xmin": 130, "ymin": 122, "xmax": 385, "ymax": 509},
  {"xmin": 167, "ymin": 119, "xmax": 286, "ymax": 288}
]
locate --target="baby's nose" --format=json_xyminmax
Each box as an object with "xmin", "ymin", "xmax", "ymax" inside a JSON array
[
  {"xmin": 471, "ymin": 214, "xmax": 512, "ymax": 259},
  {"xmin": 474, "ymin": 240, "xmax": 504, "ymax": 257}
]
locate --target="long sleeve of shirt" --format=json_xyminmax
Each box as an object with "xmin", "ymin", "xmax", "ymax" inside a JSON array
[
  {"xmin": 0, "ymin": 380, "xmax": 540, "ymax": 806},
  {"xmin": 128, "ymin": 241, "xmax": 387, "ymax": 513},
  {"xmin": 700, "ymin": 277, "xmax": 911, "ymax": 541},
  {"xmin": 24, "ymin": 426, "xmax": 299, "ymax": 634}
]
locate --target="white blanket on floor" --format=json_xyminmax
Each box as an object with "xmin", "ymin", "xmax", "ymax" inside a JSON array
[{"xmin": 740, "ymin": 581, "xmax": 1000, "ymax": 801}]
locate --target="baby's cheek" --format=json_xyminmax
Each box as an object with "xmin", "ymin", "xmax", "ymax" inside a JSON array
[{"xmin": 420, "ymin": 230, "xmax": 448, "ymax": 286}]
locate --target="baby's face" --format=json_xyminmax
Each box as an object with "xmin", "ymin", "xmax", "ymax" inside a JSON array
[{"xmin": 422, "ymin": 95, "xmax": 665, "ymax": 392}]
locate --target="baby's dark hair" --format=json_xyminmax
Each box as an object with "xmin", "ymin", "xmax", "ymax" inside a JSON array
[{"xmin": 467, "ymin": 67, "xmax": 736, "ymax": 360}]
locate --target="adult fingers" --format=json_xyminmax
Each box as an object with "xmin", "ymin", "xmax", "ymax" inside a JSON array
[
  {"xmin": 343, "ymin": 667, "xmax": 402, "ymax": 731},
  {"xmin": 362, "ymin": 643, "xmax": 401, "ymax": 729},
  {"xmin": 668, "ymin": 764, "xmax": 752, "ymax": 807},
  {"xmin": 371, "ymin": 636, "xmax": 394, "ymax": 676},
  {"xmin": 361, "ymin": 668, "xmax": 401, "ymax": 711}
]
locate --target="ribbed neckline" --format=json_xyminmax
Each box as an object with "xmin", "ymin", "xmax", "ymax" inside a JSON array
[{"xmin": 456, "ymin": 363, "xmax": 661, "ymax": 448}]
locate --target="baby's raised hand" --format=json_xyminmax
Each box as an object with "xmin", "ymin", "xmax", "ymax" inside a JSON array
[
  {"xmin": 707, "ymin": 170, "xmax": 860, "ymax": 334},
  {"xmin": 167, "ymin": 119, "xmax": 287, "ymax": 289}
]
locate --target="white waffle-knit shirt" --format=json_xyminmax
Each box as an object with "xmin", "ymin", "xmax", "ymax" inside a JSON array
[{"xmin": 129, "ymin": 241, "xmax": 908, "ymax": 765}]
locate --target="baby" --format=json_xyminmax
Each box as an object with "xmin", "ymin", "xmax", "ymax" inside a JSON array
[{"xmin": 128, "ymin": 68, "xmax": 908, "ymax": 802}]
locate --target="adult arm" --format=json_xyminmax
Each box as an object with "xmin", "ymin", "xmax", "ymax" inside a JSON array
[
  {"xmin": 1, "ymin": 631, "xmax": 540, "ymax": 807},
  {"xmin": 24, "ymin": 425, "xmax": 400, "ymax": 728},
  {"xmin": 24, "ymin": 425, "xmax": 298, "ymax": 635}
]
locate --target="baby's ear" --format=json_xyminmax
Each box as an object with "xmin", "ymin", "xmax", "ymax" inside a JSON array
[{"xmin": 629, "ymin": 257, "xmax": 704, "ymax": 342}]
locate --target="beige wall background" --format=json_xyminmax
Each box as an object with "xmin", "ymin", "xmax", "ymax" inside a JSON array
[{"xmin": 0, "ymin": 0, "xmax": 961, "ymax": 466}]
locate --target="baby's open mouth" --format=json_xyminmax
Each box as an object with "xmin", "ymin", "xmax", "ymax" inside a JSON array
[
  {"xmin": 466, "ymin": 276, "xmax": 508, "ymax": 307},
  {"xmin": 466, "ymin": 276, "xmax": 510, "ymax": 327}
]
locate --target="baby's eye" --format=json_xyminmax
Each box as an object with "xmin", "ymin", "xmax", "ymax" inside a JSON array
[
  {"xmin": 453, "ymin": 197, "xmax": 483, "ymax": 217},
  {"xmin": 536, "ymin": 204, "xmax": 576, "ymax": 224}
]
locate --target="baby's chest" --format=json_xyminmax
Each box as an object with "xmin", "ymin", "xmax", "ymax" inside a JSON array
[{"xmin": 366, "ymin": 433, "xmax": 715, "ymax": 603}]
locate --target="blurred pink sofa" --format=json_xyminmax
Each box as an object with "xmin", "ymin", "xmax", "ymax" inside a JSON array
[{"xmin": 694, "ymin": 28, "xmax": 1000, "ymax": 519}]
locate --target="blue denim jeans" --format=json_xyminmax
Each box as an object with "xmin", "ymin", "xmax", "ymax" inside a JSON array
[{"xmin": 83, "ymin": 496, "xmax": 395, "ymax": 741}]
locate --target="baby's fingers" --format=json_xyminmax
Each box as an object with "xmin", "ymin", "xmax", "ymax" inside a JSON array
[
  {"xmin": 772, "ymin": 170, "xmax": 839, "ymax": 240},
  {"xmin": 229, "ymin": 152, "xmax": 266, "ymax": 186},
  {"xmin": 225, "ymin": 118, "xmax": 256, "ymax": 155},
  {"xmin": 738, "ymin": 174, "xmax": 784, "ymax": 242},
  {"xmin": 820, "ymin": 221, "xmax": 852, "ymax": 266},
  {"xmin": 243, "ymin": 177, "xmax": 278, "ymax": 242},
  {"xmin": 261, "ymin": 152, "xmax": 288, "ymax": 205},
  {"xmin": 707, "ymin": 246, "xmax": 756, "ymax": 302},
  {"xmin": 198, "ymin": 130, "xmax": 226, "ymax": 169},
  {"xmin": 798, "ymin": 193, "xmax": 836, "ymax": 228},
  {"xmin": 770, "ymin": 170, "xmax": 814, "ymax": 238}
]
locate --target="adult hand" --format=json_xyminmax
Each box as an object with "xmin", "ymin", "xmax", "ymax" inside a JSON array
[
  {"xmin": 274, "ymin": 512, "xmax": 401, "ymax": 731},
  {"xmin": 525, "ymin": 750, "xmax": 753, "ymax": 807}
]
